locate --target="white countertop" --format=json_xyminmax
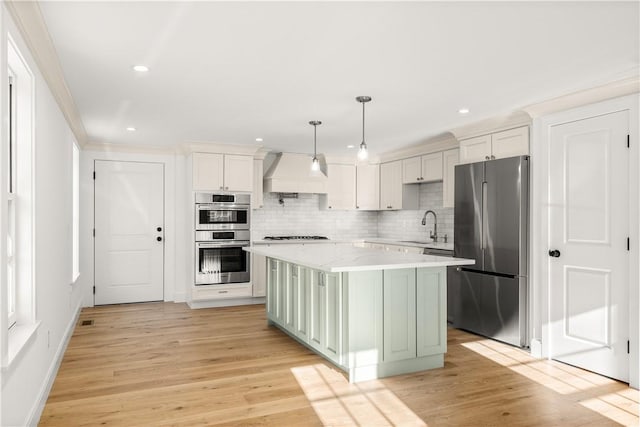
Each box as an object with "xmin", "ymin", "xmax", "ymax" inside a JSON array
[
  {"xmin": 252, "ymin": 238, "xmax": 454, "ymax": 251},
  {"xmin": 245, "ymin": 243, "xmax": 473, "ymax": 273}
]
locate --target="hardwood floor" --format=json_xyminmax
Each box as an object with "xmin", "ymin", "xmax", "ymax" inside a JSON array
[{"xmin": 40, "ymin": 303, "xmax": 637, "ymax": 426}]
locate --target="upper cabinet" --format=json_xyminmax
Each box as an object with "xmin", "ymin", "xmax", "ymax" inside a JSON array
[
  {"xmin": 356, "ymin": 163, "xmax": 380, "ymax": 210},
  {"xmin": 192, "ymin": 153, "xmax": 254, "ymax": 192},
  {"xmin": 402, "ymin": 152, "xmax": 443, "ymax": 184},
  {"xmin": 459, "ymin": 126, "xmax": 529, "ymax": 164},
  {"xmin": 442, "ymin": 148, "xmax": 459, "ymax": 208},
  {"xmin": 322, "ymin": 164, "xmax": 357, "ymax": 210},
  {"xmin": 380, "ymin": 160, "xmax": 419, "ymax": 210}
]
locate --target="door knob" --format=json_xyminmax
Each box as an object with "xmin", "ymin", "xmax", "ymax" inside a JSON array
[
  {"xmin": 157, "ymin": 227, "xmax": 162, "ymax": 232},
  {"xmin": 548, "ymin": 249, "xmax": 560, "ymax": 257},
  {"xmin": 157, "ymin": 236, "xmax": 163, "ymax": 242}
]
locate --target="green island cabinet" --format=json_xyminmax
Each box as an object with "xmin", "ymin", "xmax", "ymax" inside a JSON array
[{"xmin": 266, "ymin": 258, "xmax": 447, "ymax": 383}]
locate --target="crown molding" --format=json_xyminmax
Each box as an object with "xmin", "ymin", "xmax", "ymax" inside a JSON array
[
  {"xmin": 254, "ymin": 147, "xmax": 271, "ymax": 160},
  {"xmin": 377, "ymin": 132, "xmax": 458, "ymax": 163},
  {"xmin": 522, "ymin": 74, "xmax": 640, "ymax": 118},
  {"xmin": 5, "ymin": 0, "xmax": 88, "ymax": 147},
  {"xmin": 180, "ymin": 141, "xmax": 263, "ymax": 156},
  {"xmin": 84, "ymin": 142, "xmax": 178, "ymax": 155},
  {"xmin": 449, "ymin": 111, "xmax": 532, "ymax": 141}
]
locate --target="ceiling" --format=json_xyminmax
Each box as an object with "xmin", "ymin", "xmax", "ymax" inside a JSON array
[{"xmin": 38, "ymin": 1, "xmax": 639, "ymax": 157}]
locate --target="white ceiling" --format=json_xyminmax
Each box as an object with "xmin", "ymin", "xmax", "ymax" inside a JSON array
[{"xmin": 39, "ymin": 1, "xmax": 639, "ymax": 157}]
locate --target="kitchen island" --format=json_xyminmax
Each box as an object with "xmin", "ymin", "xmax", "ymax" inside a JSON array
[{"xmin": 245, "ymin": 243, "xmax": 474, "ymax": 382}]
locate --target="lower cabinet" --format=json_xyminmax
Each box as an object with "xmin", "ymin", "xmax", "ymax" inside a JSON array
[{"xmin": 266, "ymin": 258, "xmax": 447, "ymax": 382}]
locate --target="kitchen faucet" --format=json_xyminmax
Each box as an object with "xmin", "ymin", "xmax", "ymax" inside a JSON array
[{"xmin": 421, "ymin": 210, "xmax": 438, "ymax": 242}]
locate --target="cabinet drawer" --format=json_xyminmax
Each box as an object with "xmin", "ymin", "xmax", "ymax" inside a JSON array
[{"xmin": 192, "ymin": 283, "xmax": 252, "ymax": 300}]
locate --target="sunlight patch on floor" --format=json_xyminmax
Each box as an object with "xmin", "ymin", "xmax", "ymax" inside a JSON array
[
  {"xmin": 462, "ymin": 339, "xmax": 639, "ymax": 426},
  {"xmin": 291, "ymin": 363, "xmax": 427, "ymax": 427}
]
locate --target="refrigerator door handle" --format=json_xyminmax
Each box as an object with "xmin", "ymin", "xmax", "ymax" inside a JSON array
[{"xmin": 482, "ymin": 180, "xmax": 488, "ymax": 250}]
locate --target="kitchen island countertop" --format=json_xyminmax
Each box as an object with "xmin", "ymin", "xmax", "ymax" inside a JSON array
[{"xmin": 244, "ymin": 243, "xmax": 473, "ymax": 273}]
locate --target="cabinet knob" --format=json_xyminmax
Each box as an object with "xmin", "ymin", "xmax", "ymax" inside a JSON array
[
  {"xmin": 220, "ymin": 186, "xmax": 224, "ymax": 190},
  {"xmin": 356, "ymin": 206, "xmax": 360, "ymax": 209},
  {"xmin": 157, "ymin": 227, "xmax": 162, "ymax": 232},
  {"xmin": 328, "ymin": 206, "xmax": 332, "ymax": 209},
  {"xmin": 485, "ymin": 156, "xmax": 490, "ymax": 160},
  {"xmin": 156, "ymin": 236, "xmax": 163, "ymax": 242},
  {"xmin": 491, "ymin": 155, "xmax": 496, "ymax": 160}
]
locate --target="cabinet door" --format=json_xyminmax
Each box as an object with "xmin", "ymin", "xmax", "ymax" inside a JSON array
[
  {"xmin": 326, "ymin": 164, "xmax": 356, "ymax": 210},
  {"xmin": 491, "ymin": 126, "xmax": 529, "ymax": 160},
  {"xmin": 252, "ymin": 253, "xmax": 267, "ymax": 297},
  {"xmin": 224, "ymin": 155, "xmax": 254, "ymax": 192},
  {"xmin": 356, "ymin": 164, "xmax": 380, "ymax": 210},
  {"xmin": 421, "ymin": 152, "xmax": 443, "ymax": 182},
  {"xmin": 251, "ymin": 159, "xmax": 264, "ymax": 208},
  {"xmin": 383, "ymin": 269, "xmax": 416, "ymax": 362},
  {"xmin": 275, "ymin": 261, "xmax": 287, "ymax": 325},
  {"xmin": 402, "ymin": 156, "xmax": 422, "ymax": 184},
  {"xmin": 193, "ymin": 153, "xmax": 224, "ymax": 191},
  {"xmin": 380, "ymin": 160, "xmax": 402, "ymax": 210},
  {"xmin": 416, "ymin": 267, "xmax": 447, "ymax": 357},
  {"xmin": 323, "ymin": 272, "xmax": 342, "ymax": 363},
  {"xmin": 284, "ymin": 264, "xmax": 296, "ymax": 332},
  {"xmin": 309, "ymin": 270, "xmax": 324, "ymax": 350},
  {"xmin": 294, "ymin": 267, "xmax": 310, "ymax": 341},
  {"xmin": 442, "ymin": 148, "xmax": 459, "ymax": 208},
  {"xmin": 266, "ymin": 258, "xmax": 279, "ymax": 321},
  {"xmin": 459, "ymin": 134, "xmax": 491, "ymax": 164}
]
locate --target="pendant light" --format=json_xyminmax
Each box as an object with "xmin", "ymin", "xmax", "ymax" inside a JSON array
[
  {"xmin": 356, "ymin": 96, "xmax": 372, "ymax": 161},
  {"xmin": 309, "ymin": 120, "xmax": 321, "ymax": 171}
]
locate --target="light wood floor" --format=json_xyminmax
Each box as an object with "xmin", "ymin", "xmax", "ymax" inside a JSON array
[{"xmin": 40, "ymin": 302, "xmax": 638, "ymax": 426}]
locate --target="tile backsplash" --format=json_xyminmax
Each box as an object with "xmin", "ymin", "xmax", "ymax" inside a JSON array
[
  {"xmin": 252, "ymin": 181, "xmax": 453, "ymax": 242},
  {"xmin": 377, "ymin": 181, "xmax": 454, "ymax": 243}
]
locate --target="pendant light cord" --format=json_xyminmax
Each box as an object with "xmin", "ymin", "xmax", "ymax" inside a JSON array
[
  {"xmin": 361, "ymin": 101, "xmax": 366, "ymax": 144},
  {"xmin": 313, "ymin": 123, "xmax": 317, "ymax": 157}
]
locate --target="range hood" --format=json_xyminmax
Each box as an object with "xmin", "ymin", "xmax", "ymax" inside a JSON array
[{"xmin": 263, "ymin": 153, "xmax": 327, "ymax": 194}]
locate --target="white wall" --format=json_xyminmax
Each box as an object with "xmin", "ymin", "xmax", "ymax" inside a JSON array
[
  {"xmin": 0, "ymin": 7, "xmax": 84, "ymax": 425},
  {"xmin": 377, "ymin": 182, "xmax": 454, "ymax": 243}
]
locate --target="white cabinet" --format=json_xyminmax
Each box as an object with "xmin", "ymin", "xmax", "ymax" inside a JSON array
[
  {"xmin": 416, "ymin": 268, "xmax": 447, "ymax": 357},
  {"xmin": 309, "ymin": 270, "xmax": 342, "ymax": 364},
  {"xmin": 383, "ymin": 269, "xmax": 417, "ymax": 362},
  {"xmin": 293, "ymin": 267, "xmax": 310, "ymax": 341},
  {"xmin": 322, "ymin": 164, "xmax": 356, "ymax": 210},
  {"xmin": 251, "ymin": 253, "xmax": 267, "ymax": 297},
  {"xmin": 192, "ymin": 153, "xmax": 254, "ymax": 192},
  {"xmin": 402, "ymin": 152, "xmax": 443, "ymax": 184},
  {"xmin": 380, "ymin": 160, "xmax": 418, "ymax": 210},
  {"xmin": 266, "ymin": 258, "xmax": 280, "ymax": 321},
  {"xmin": 459, "ymin": 126, "xmax": 529, "ymax": 165},
  {"xmin": 442, "ymin": 148, "xmax": 459, "ymax": 208},
  {"xmin": 251, "ymin": 159, "xmax": 264, "ymax": 208},
  {"xmin": 356, "ymin": 164, "xmax": 380, "ymax": 210}
]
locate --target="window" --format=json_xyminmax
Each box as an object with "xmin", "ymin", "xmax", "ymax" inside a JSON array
[
  {"xmin": 72, "ymin": 142, "xmax": 79, "ymax": 281},
  {"xmin": 7, "ymin": 71, "xmax": 16, "ymax": 328}
]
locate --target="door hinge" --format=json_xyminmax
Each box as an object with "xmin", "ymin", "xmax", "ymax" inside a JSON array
[
  {"xmin": 93, "ymin": 286, "xmax": 96, "ymax": 295},
  {"xmin": 627, "ymin": 134, "xmax": 630, "ymax": 148},
  {"xmin": 627, "ymin": 237, "xmax": 630, "ymax": 251},
  {"xmin": 93, "ymin": 171, "xmax": 96, "ymax": 180}
]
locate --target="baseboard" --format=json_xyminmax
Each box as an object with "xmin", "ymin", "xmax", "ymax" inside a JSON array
[
  {"xmin": 187, "ymin": 297, "xmax": 265, "ymax": 309},
  {"xmin": 26, "ymin": 301, "xmax": 82, "ymax": 426},
  {"xmin": 172, "ymin": 292, "xmax": 186, "ymax": 303}
]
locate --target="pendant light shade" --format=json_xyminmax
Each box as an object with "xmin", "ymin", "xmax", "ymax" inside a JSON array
[
  {"xmin": 309, "ymin": 120, "xmax": 322, "ymax": 171},
  {"xmin": 356, "ymin": 96, "xmax": 372, "ymax": 161}
]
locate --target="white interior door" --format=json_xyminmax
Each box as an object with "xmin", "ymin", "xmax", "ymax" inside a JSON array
[
  {"xmin": 94, "ymin": 160, "xmax": 164, "ymax": 305},
  {"xmin": 549, "ymin": 111, "xmax": 629, "ymax": 382}
]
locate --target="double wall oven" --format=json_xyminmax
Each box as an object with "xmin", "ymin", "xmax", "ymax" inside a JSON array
[{"xmin": 195, "ymin": 193, "xmax": 250, "ymax": 285}]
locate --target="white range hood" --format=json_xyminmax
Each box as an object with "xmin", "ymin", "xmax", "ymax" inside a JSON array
[{"xmin": 263, "ymin": 153, "xmax": 327, "ymax": 194}]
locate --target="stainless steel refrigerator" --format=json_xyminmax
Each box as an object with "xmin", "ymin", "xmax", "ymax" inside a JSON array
[{"xmin": 450, "ymin": 155, "xmax": 528, "ymax": 347}]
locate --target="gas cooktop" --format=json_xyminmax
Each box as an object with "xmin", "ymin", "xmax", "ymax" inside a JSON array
[{"xmin": 263, "ymin": 235, "xmax": 329, "ymax": 241}]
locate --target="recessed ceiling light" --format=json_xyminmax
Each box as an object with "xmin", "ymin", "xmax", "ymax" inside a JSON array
[
  {"xmin": 347, "ymin": 145, "xmax": 355, "ymax": 149},
  {"xmin": 458, "ymin": 108, "xmax": 470, "ymax": 114},
  {"xmin": 133, "ymin": 65, "xmax": 149, "ymax": 72},
  {"xmin": 255, "ymin": 137, "xmax": 263, "ymax": 142},
  {"xmin": 126, "ymin": 127, "xmax": 136, "ymax": 132}
]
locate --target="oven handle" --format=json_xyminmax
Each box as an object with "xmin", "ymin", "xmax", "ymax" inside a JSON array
[
  {"xmin": 196, "ymin": 204, "xmax": 249, "ymax": 211},
  {"xmin": 196, "ymin": 241, "xmax": 250, "ymax": 248}
]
